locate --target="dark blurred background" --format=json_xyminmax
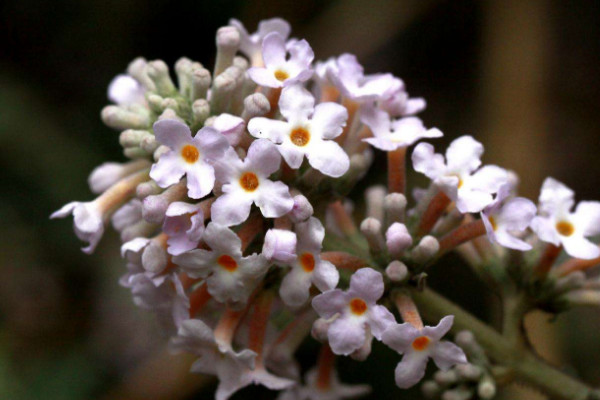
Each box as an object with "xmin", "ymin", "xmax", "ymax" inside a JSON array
[{"xmin": 1, "ymin": 0, "xmax": 600, "ymax": 399}]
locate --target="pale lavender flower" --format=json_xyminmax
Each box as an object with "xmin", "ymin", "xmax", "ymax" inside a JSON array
[
  {"xmin": 312, "ymin": 268, "xmax": 396, "ymax": 355},
  {"xmin": 150, "ymin": 119, "xmax": 229, "ymax": 199},
  {"xmin": 379, "ymin": 87, "xmax": 426, "ymax": 117},
  {"xmin": 381, "ymin": 316, "xmax": 467, "ymax": 389},
  {"xmin": 531, "ymin": 177, "xmax": 600, "ymax": 259},
  {"xmin": 51, "ymin": 201, "xmax": 104, "ymax": 254},
  {"xmin": 247, "ymin": 33, "xmax": 314, "ymax": 88},
  {"xmin": 163, "ymin": 201, "xmax": 205, "ymax": 256},
  {"xmin": 212, "ymin": 139, "xmax": 293, "ymax": 226},
  {"xmin": 263, "ymin": 228, "xmax": 298, "ymax": 265},
  {"xmin": 108, "ymin": 74, "xmax": 146, "ymax": 105},
  {"xmin": 229, "ymin": 18, "xmax": 291, "ymax": 66},
  {"xmin": 212, "ymin": 113, "xmax": 246, "ymax": 146},
  {"xmin": 248, "ymin": 85, "xmax": 350, "ymax": 177}
]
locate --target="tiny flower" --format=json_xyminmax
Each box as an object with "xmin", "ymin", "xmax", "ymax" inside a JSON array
[
  {"xmin": 412, "ymin": 135, "xmax": 508, "ymax": 213},
  {"xmin": 360, "ymin": 106, "xmax": 442, "ymax": 151},
  {"xmin": 247, "ymin": 32, "xmax": 314, "ymax": 88},
  {"xmin": 150, "ymin": 119, "xmax": 230, "ymax": 199},
  {"xmin": 51, "ymin": 201, "xmax": 104, "ymax": 254},
  {"xmin": 382, "ymin": 316, "xmax": 467, "ymax": 389},
  {"xmin": 88, "ymin": 159, "xmax": 149, "ymax": 194},
  {"xmin": 173, "ymin": 223, "xmax": 269, "ymax": 304},
  {"xmin": 119, "ymin": 237, "xmax": 171, "ymax": 288},
  {"xmin": 379, "ymin": 87, "xmax": 427, "ymax": 117},
  {"xmin": 111, "ymin": 199, "xmax": 143, "ymax": 233},
  {"xmin": 212, "ymin": 139, "xmax": 294, "ymax": 226},
  {"xmin": 163, "ymin": 201, "xmax": 205, "ymax": 256},
  {"xmin": 312, "ymin": 268, "xmax": 396, "ymax": 355},
  {"xmin": 531, "ymin": 177, "xmax": 600, "ymax": 259},
  {"xmin": 108, "ymin": 74, "xmax": 146, "ymax": 105},
  {"xmin": 121, "ymin": 234, "xmax": 169, "ymax": 274},
  {"xmin": 212, "ymin": 113, "xmax": 246, "ymax": 146},
  {"xmin": 279, "ymin": 217, "xmax": 340, "ymax": 307},
  {"xmin": 248, "ymin": 85, "xmax": 350, "ymax": 177},
  {"xmin": 327, "ymin": 54, "xmax": 403, "ymax": 102},
  {"xmin": 263, "ymin": 228, "xmax": 298, "ymax": 264},
  {"xmin": 229, "ymin": 18, "xmax": 291, "ymax": 66},
  {"xmin": 481, "ymin": 184, "xmax": 536, "ymax": 251}
]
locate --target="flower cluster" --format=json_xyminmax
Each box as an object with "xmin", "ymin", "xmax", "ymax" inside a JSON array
[{"xmin": 53, "ymin": 17, "xmax": 600, "ymax": 400}]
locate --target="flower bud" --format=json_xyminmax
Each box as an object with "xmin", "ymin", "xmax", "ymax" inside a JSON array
[
  {"xmin": 141, "ymin": 239, "xmax": 168, "ymax": 273},
  {"xmin": 142, "ymin": 180, "xmax": 187, "ymax": 224},
  {"xmin": 127, "ymin": 57, "xmax": 155, "ymax": 90},
  {"xmin": 119, "ymin": 129, "xmax": 152, "ymax": 148},
  {"xmin": 411, "ymin": 235, "xmax": 439, "ymax": 264},
  {"xmin": 242, "ymin": 93, "xmax": 270, "ymax": 121},
  {"xmin": 123, "ymin": 147, "xmax": 150, "ymax": 159},
  {"xmin": 191, "ymin": 66, "xmax": 211, "ymax": 101},
  {"xmin": 192, "ymin": 99, "xmax": 210, "ymax": 127},
  {"xmin": 360, "ymin": 217, "xmax": 385, "ymax": 254},
  {"xmin": 311, "ymin": 318, "xmax": 331, "ymax": 343},
  {"xmin": 289, "ymin": 195, "xmax": 313, "ymax": 223},
  {"xmin": 442, "ymin": 387, "xmax": 472, "ymax": 400},
  {"xmin": 174, "ymin": 57, "xmax": 194, "ymax": 97},
  {"xmin": 366, "ymin": 185, "xmax": 386, "ymax": 222},
  {"xmin": 146, "ymin": 60, "xmax": 177, "ymax": 96},
  {"xmin": 384, "ymin": 192, "xmax": 407, "ymax": 224},
  {"xmin": 153, "ymin": 145, "xmax": 171, "ymax": 161},
  {"xmin": 214, "ymin": 26, "xmax": 240, "ymax": 77},
  {"xmin": 477, "ymin": 376, "xmax": 496, "ymax": 399},
  {"xmin": 385, "ymin": 260, "xmax": 408, "ymax": 282},
  {"xmin": 386, "ymin": 223, "xmax": 413, "ymax": 258},
  {"xmin": 421, "ymin": 381, "xmax": 441, "ymax": 399},
  {"xmin": 455, "ymin": 363, "xmax": 482, "ymax": 381},
  {"xmin": 120, "ymin": 220, "xmax": 157, "ymax": 242},
  {"xmin": 434, "ymin": 369, "xmax": 458, "ymax": 385},
  {"xmin": 88, "ymin": 160, "xmax": 149, "ymax": 194},
  {"xmin": 101, "ymin": 105, "xmax": 150, "ymax": 130},
  {"xmin": 262, "ymin": 229, "xmax": 297, "ymax": 264},
  {"xmin": 211, "ymin": 65, "xmax": 242, "ymax": 114}
]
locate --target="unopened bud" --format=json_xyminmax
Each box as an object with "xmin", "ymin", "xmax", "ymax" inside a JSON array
[
  {"xmin": 211, "ymin": 65, "xmax": 242, "ymax": 114},
  {"xmin": 192, "ymin": 99, "xmax": 210, "ymax": 128},
  {"xmin": 360, "ymin": 217, "xmax": 385, "ymax": 254},
  {"xmin": 289, "ymin": 195, "xmax": 313, "ymax": 223},
  {"xmin": 477, "ymin": 376, "xmax": 496, "ymax": 399},
  {"xmin": 366, "ymin": 185, "xmax": 386, "ymax": 222},
  {"xmin": 386, "ymin": 223, "xmax": 413, "ymax": 258},
  {"xmin": 385, "ymin": 260, "xmax": 408, "ymax": 282},
  {"xmin": 175, "ymin": 57, "xmax": 194, "ymax": 97},
  {"xmin": 233, "ymin": 56, "xmax": 249, "ymax": 71},
  {"xmin": 153, "ymin": 145, "xmax": 170, "ymax": 161},
  {"xmin": 102, "ymin": 105, "xmax": 150, "ymax": 130},
  {"xmin": 241, "ymin": 93, "xmax": 270, "ymax": 121},
  {"xmin": 88, "ymin": 160, "xmax": 149, "ymax": 194},
  {"xmin": 127, "ymin": 57, "xmax": 155, "ymax": 90},
  {"xmin": 140, "ymin": 134, "xmax": 159, "ymax": 153},
  {"xmin": 384, "ymin": 192, "xmax": 407, "ymax": 224},
  {"xmin": 157, "ymin": 108, "xmax": 184, "ymax": 123},
  {"xmin": 311, "ymin": 318, "xmax": 331, "ymax": 343},
  {"xmin": 146, "ymin": 60, "xmax": 177, "ymax": 96},
  {"xmin": 553, "ymin": 271, "xmax": 586, "ymax": 295},
  {"xmin": 142, "ymin": 180, "xmax": 187, "ymax": 224},
  {"xmin": 214, "ymin": 26, "xmax": 240, "ymax": 77},
  {"xmin": 421, "ymin": 381, "xmax": 441, "ymax": 399},
  {"xmin": 262, "ymin": 229, "xmax": 297, "ymax": 264},
  {"xmin": 191, "ymin": 66, "xmax": 211, "ymax": 101},
  {"xmin": 147, "ymin": 94, "xmax": 166, "ymax": 113},
  {"xmin": 124, "ymin": 147, "xmax": 151, "ymax": 159},
  {"xmin": 142, "ymin": 240, "xmax": 168, "ymax": 273},
  {"xmin": 136, "ymin": 180, "xmax": 162, "ymax": 199},
  {"xmin": 455, "ymin": 363, "xmax": 482, "ymax": 381},
  {"xmin": 442, "ymin": 387, "xmax": 472, "ymax": 400},
  {"xmin": 111, "ymin": 199, "xmax": 142, "ymax": 232},
  {"xmin": 411, "ymin": 235, "xmax": 439, "ymax": 264},
  {"xmin": 434, "ymin": 369, "xmax": 458, "ymax": 385},
  {"xmin": 119, "ymin": 129, "xmax": 152, "ymax": 148},
  {"xmin": 121, "ymin": 220, "xmax": 158, "ymax": 242}
]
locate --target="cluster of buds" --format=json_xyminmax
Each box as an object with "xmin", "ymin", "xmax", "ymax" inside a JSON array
[{"xmin": 52, "ymin": 17, "xmax": 600, "ymax": 400}]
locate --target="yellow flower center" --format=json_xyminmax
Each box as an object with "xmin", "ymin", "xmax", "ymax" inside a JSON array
[
  {"xmin": 274, "ymin": 69, "xmax": 289, "ymax": 81},
  {"xmin": 181, "ymin": 144, "xmax": 200, "ymax": 163},
  {"xmin": 300, "ymin": 252, "xmax": 315, "ymax": 272},
  {"xmin": 349, "ymin": 298, "xmax": 367, "ymax": 316},
  {"xmin": 290, "ymin": 127, "xmax": 311, "ymax": 147},
  {"xmin": 217, "ymin": 255, "xmax": 238, "ymax": 272},
  {"xmin": 411, "ymin": 336, "xmax": 431, "ymax": 351},
  {"xmin": 555, "ymin": 220, "xmax": 575, "ymax": 237},
  {"xmin": 488, "ymin": 216, "xmax": 498, "ymax": 231},
  {"xmin": 239, "ymin": 172, "xmax": 259, "ymax": 192}
]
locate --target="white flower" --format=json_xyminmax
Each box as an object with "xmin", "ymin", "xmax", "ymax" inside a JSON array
[
  {"xmin": 412, "ymin": 135, "xmax": 508, "ymax": 213},
  {"xmin": 248, "ymin": 85, "xmax": 350, "ymax": 177},
  {"xmin": 163, "ymin": 201, "xmax": 205, "ymax": 256},
  {"xmin": 263, "ymin": 228, "xmax": 298, "ymax": 264},
  {"xmin": 212, "ymin": 139, "xmax": 294, "ymax": 226},
  {"xmin": 311, "ymin": 268, "xmax": 396, "ymax": 355},
  {"xmin": 150, "ymin": 119, "xmax": 230, "ymax": 199},
  {"xmin": 212, "ymin": 113, "xmax": 246, "ymax": 146},
  {"xmin": 360, "ymin": 106, "xmax": 442, "ymax": 151},
  {"xmin": 481, "ymin": 184, "xmax": 536, "ymax": 251},
  {"xmin": 279, "ymin": 218, "xmax": 340, "ymax": 307},
  {"xmin": 119, "ymin": 237, "xmax": 170, "ymax": 288},
  {"xmin": 247, "ymin": 32, "xmax": 314, "ymax": 88},
  {"xmin": 229, "ymin": 18, "xmax": 291, "ymax": 66},
  {"xmin": 173, "ymin": 223, "xmax": 269, "ymax": 304},
  {"xmin": 382, "ymin": 316, "xmax": 467, "ymax": 389},
  {"xmin": 379, "ymin": 87, "xmax": 426, "ymax": 117},
  {"xmin": 107, "ymin": 74, "xmax": 146, "ymax": 105},
  {"xmin": 531, "ymin": 177, "xmax": 600, "ymax": 259},
  {"xmin": 51, "ymin": 201, "xmax": 105, "ymax": 254}
]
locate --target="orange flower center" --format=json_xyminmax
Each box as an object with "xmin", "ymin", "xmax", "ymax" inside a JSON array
[
  {"xmin": 217, "ymin": 254, "xmax": 238, "ymax": 272},
  {"xmin": 274, "ymin": 69, "xmax": 289, "ymax": 81},
  {"xmin": 290, "ymin": 127, "xmax": 310, "ymax": 147},
  {"xmin": 349, "ymin": 298, "xmax": 367, "ymax": 315},
  {"xmin": 488, "ymin": 216, "xmax": 498, "ymax": 231},
  {"xmin": 411, "ymin": 336, "xmax": 431, "ymax": 351},
  {"xmin": 239, "ymin": 172, "xmax": 259, "ymax": 192},
  {"xmin": 300, "ymin": 252, "xmax": 315, "ymax": 272},
  {"xmin": 556, "ymin": 220, "xmax": 575, "ymax": 237},
  {"xmin": 181, "ymin": 144, "xmax": 200, "ymax": 163}
]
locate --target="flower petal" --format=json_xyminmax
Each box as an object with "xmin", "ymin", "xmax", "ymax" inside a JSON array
[
  {"xmin": 328, "ymin": 317, "xmax": 366, "ymax": 356},
  {"xmin": 247, "ymin": 117, "xmax": 290, "ymax": 143},
  {"xmin": 445, "ymin": 135, "xmax": 483, "ymax": 174},
  {"xmin": 150, "ymin": 152, "xmax": 186, "ymax": 189},
  {"xmin": 348, "ymin": 268, "xmax": 384, "ymax": 303},
  {"xmin": 431, "ymin": 341, "xmax": 467, "ymax": 371},
  {"xmin": 254, "ymin": 180, "xmax": 294, "ymax": 218},
  {"xmin": 394, "ymin": 351, "xmax": 429, "ymax": 389},
  {"xmin": 306, "ymin": 140, "xmax": 350, "ymax": 178},
  {"xmin": 312, "ymin": 289, "xmax": 348, "ymax": 319},
  {"xmin": 211, "ymin": 193, "xmax": 253, "ymax": 227},
  {"xmin": 279, "ymin": 84, "xmax": 315, "ymax": 123},
  {"xmin": 310, "ymin": 102, "xmax": 348, "ymax": 140}
]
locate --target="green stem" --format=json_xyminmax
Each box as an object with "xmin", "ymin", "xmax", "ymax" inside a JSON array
[
  {"xmin": 501, "ymin": 291, "xmax": 529, "ymax": 350},
  {"xmin": 411, "ymin": 287, "xmax": 599, "ymax": 400}
]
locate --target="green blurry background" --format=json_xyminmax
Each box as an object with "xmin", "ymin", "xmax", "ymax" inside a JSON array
[{"xmin": 1, "ymin": 0, "xmax": 599, "ymax": 399}]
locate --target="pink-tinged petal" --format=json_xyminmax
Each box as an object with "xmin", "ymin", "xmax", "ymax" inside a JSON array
[
  {"xmin": 412, "ymin": 142, "xmax": 445, "ymax": 180},
  {"xmin": 468, "ymin": 165, "xmax": 508, "ymax": 194},
  {"xmin": 258, "ymin": 18, "xmax": 291, "ymax": 40},
  {"xmin": 494, "ymin": 229, "xmax": 532, "ymax": 251},
  {"xmin": 422, "ymin": 315, "xmax": 454, "ymax": 340},
  {"xmin": 279, "ymin": 84, "xmax": 315, "ymax": 123},
  {"xmin": 51, "ymin": 201, "xmax": 104, "ymax": 254},
  {"xmin": 214, "ymin": 147, "xmax": 244, "ymax": 184},
  {"xmin": 446, "ymin": 135, "xmax": 483, "ymax": 173},
  {"xmin": 360, "ymin": 106, "xmax": 391, "ymax": 138},
  {"xmin": 356, "ymin": 74, "xmax": 402, "ymax": 100},
  {"xmin": 348, "ymin": 268, "xmax": 384, "ymax": 303},
  {"xmin": 312, "ymin": 259, "xmax": 339, "ymax": 292},
  {"xmin": 328, "ymin": 317, "xmax": 366, "ymax": 356},
  {"xmin": 239, "ymin": 254, "xmax": 269, "ymax": 280},
  {"xmin": 120, "ymin": 237, "xmax": 150, "ymax": 259},
  {"xmin": 368, "ymin": 305, "xmax": 397, "ymax": 340},
  {"xmin": 404, "ymin": 98, "xmax": 427, "ymax": 116},
  {"xmin": 364, "ymin": 136, "xmax": 400, "ymax": 152},
  {"xmin": 193, "ymin": 126, "xmax": 230, "ymax": 162},
  {"xmin": 280, "ymin": 267, "xmax": 313, "ymax": 307},
  {"xmin": 538, "ymin": 177, "xmax": 575, "ymax": 215},
  {"xmin": 284, "ymin": 69, "xmax": 313, "ymax": 86},
  {"xmin": 246, "ymin": 139, "xmax": 282, "ymax": 176},
  {"xmin": 169, "ymin": 318, "xmax": 216, "ymax": 353},
  {"xmin": 287, "ymin": 39, "xmax": 314, "ymax": 70},
  {"xmin": 296, "ymin": 217, "xmax": 325, "ymax": 252},
  {"xmin": 186, "ymin": 162, "xmax": 216, "ymax": 199},
  {"xmin": 498, "ymin": 197, "xmax": 537, "ymax": 232},
  {"xmin": 311, "ymin": 102, "xmax": 348, "ymax": 140},
  {"xmin": 573, "ymin": 201, "xmax": 600, "ymax": 237},
  {"xmin": 211, "ymin": 192, "xmax": 253, "ymax": 227},
  {"xmin": 255, "ymin": 180, "xmax": 294, "ymax": 218},
  {"xmin": 202, "ymin": 222, "xmax": 243, "ymax": 256},
  {"xmin": 153, "ymin": 119, "xmax": 192, "ymax": 149},
  {"xmin": 172, "ymin": 249, "xmax": 213, "ymax": 278},
  {"xmin": 150, "ymin": 152, "xmax": 186, "ymax": 189},
  {"xmin": 306, "ymin": 140, "xmax": 350, "ymax": 178},
  {"xmin": 277, "ymin": 141, "xmax": 305, "ymax": 169},
  {"xmin": 247, "ymin": 117, "xmax": 290, "ymax": 143},
  {"xmin": 381, "ymin": 323, "xmax": 420, "ymax": 353},
  {"xmin": 455, "ymin": 189, "xmax": 494, "ymax": 213},
  {"xmin": 263, "ymin": 229, "xmax": 297, "ymax": 264},
  {"xmin": 247, "ymin": 67, "xmax": 283, "ymax": 88},
  {"xmin": 562, "ymin": 236, "xmax": 600, "ymax": 260},
  {"xmin": 212, "ymin": 113, "xmax": 246, "ymax": 146},
  {"xmin": 312, "ymin": 289, "xmax": 348, "ymax": 319},
  {"xmin": 262, "ymin": 32, "xmax": 287, "ymax": 67},
  {"xmin": 431, "ymin": 341, "xmax": 467, "ymax": 371},
  {"xmin": 394, "ymin": 351, "xmax": 429, "ymax": 389},
  {"xmin": 531, "ymin": 216, "xmax": 561, "ymax": 246}
]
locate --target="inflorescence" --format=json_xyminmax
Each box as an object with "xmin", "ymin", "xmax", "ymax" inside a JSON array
[{"xmin": 52, "ymin": 17, "xmax": 600, "ymax": 400}]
